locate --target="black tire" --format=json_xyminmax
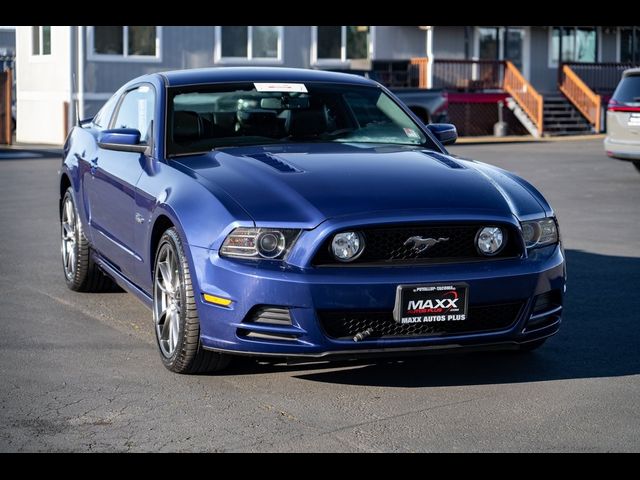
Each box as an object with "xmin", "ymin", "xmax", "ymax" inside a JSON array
[
  {"xmin": 633, "ymin": 162, "xmax": 640, "ymax": 174},
  {"xmin": 61, "ymin": 188, "xmax": 116, "ymax": 292},
  {"xmin": 153, "ymin": 227, "xmax": 231, "ymax": 374},
  {"xmin": 517, "ymin": 338, "xmax": 547, "ymax": 352}
]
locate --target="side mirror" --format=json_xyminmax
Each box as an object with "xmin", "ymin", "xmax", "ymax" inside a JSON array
[
  {"xmin": 98, "ymin": 128, "xmax": 148, "ymax": 153},
  {"xmin": 427, "ymin": 123, "xmax": 458, "ymax": 146}
]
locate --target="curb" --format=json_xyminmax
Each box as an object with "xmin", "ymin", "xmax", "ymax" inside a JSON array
[{"xmin": 456, "ymin": 134, "xmax": 605, "ymax": 145}]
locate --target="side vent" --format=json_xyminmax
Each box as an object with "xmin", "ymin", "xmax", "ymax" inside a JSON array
[
  {"xmin": 237, "ymin": 306, "xmax": 297, "ymax": 341},
  {"xmin": 250, "ymin": 307, "xmax": 292, "ymax": 325},
  {"xmin": 422, "ymin": 151, "xmax": 465, "ymax": 169},
  {"xmin": 245, "ymin": 153, "xmax": 302, "ymax": 173}
]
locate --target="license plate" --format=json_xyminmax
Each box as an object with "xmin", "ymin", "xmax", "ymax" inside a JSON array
[
  {"xmin": 393, "ymin": 283, "xmax": 468, "ymax": 324},
  {"xmin": 629, "ymin": 113, "xmax": 640, "ymax": 126}
]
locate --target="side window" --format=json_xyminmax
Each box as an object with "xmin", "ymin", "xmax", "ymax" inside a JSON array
[
  {"xmin": 93, "ymin": 93, "xmax": 120, "ymax": 129},
  {"xmin": 111, "ymin": 85, "xmax": 155, "ymax": 143}
]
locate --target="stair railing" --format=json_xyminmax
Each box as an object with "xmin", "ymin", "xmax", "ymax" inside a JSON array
[
  {"xmin": 503, "ymin": 61, "xmax": 544, "ymax": 134},
  {"xmin": 558, "ymin": 64, "xmax": 602, "ymax": 133}
]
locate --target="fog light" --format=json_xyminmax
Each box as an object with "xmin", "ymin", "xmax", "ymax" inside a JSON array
[
  {"xmin": 476, "ymin": 227, "xmax": 505, "ymax": 256},
  {"xmin": 331, "ymin": 231, "xmax": 364, "ymax": 262}
]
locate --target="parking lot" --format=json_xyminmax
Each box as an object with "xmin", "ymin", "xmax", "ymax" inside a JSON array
[{"xmin": 0, "ymin": 138, "xmax": 639, "ymax": 452}]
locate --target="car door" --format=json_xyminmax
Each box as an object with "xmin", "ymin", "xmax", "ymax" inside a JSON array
[{"xmin": 86, "ymin": 84, "xmax": 155, "ymax": 278}]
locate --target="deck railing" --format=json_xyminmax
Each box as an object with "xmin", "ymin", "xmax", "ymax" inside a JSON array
[
  {"xmin": 431, "ymin": 59, "xmax": 504, "ymax": 91},
  {"xmin": 503, "ymin": 61, "xmax": 543, "ymax": 133},
  {"xmin": 562, "ymin": 62, "xmax": 638, "ymax": 94},
  {"xmin": 409, "ymin": 57, "xmax": 429, "ymax": 88},
  {"xmin": 559, "ymin": 64, "xmax": 602, "ymax": 132}
]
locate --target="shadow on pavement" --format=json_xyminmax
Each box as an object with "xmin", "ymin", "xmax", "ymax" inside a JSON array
[
  {"xmin": 221, "ymin": 250, "xmax": 640, "ymax": 387},
  {"xmin": 0, "ymin": 147, "xmax": 62, "ymax": 161}
]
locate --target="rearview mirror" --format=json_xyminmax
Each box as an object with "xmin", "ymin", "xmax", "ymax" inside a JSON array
[
  {"xmin": 427, "ymin": 123, "xmax": 457, "ymax": 146},
  {"xmin": 260, "ymin": 96, "xmax": 310, "ymax": 110},
  {"xmin": 98, "ymin": 128, "xmax": 148, "ymax": 153}
]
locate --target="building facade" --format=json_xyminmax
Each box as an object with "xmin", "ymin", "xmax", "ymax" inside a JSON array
[{"xmin": 14, "ymin": 25, "xmax": 640, "ymax": 144}]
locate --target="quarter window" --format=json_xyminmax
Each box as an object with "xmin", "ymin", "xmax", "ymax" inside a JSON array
[
  {"xmin": 90, "ymin": 26, "xmax": 160, "ymax": 59},
  {"xmin": 217, "ymin": 26, "xmax": 282, "ymax": 61},
  {"xmin": 32, "ymin": 26, "xmax": 51, "ymax": 55},
  {"xmin": 314, "ymin": 26, "xmax": 370, "ymax": 63},
  {"xmin": 111, "ymin": 85, "xmax": 155, "ymax": 144}
]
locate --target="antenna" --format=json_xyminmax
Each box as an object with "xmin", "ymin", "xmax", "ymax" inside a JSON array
[{"xmin": 73, "ymin": 73, "xmax": 80, "ymax": 126}]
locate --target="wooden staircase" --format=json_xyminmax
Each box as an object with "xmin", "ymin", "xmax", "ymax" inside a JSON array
[{"xmin": 542, "ymin": 96, "xmax": 593, "ymax": 136}]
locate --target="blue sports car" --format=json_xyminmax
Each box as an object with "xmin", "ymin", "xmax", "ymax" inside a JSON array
[{"xmin": 60, "ymin": 67, "xmax": 566, "ymax": 373}]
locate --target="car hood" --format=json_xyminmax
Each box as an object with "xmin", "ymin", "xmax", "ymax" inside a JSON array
[{"xmin": 170, "ymin": 143, "xmax": 547, "ymax": 228}]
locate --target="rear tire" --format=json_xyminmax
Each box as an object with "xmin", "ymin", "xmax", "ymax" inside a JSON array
[
  {"xmin": 633, "ymin": 161, "xmax": 640, "ymax": 174},
  {"xmin": 517, "ymin": 338, "xmax": 547, "ymax": 352},
  {"xmin": 153, "ymin": 227, "xmax": 231, "ymax": 374},
  {"xmin": 61, "ymin": 188, "xmax": 116, "ymax": 292}
]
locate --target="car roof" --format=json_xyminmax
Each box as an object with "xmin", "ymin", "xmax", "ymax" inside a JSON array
[
  {"xmin": 623, "ymin": 67, "xmax": 640, "ymax": 78},
  {"xmin": 155, "ymin": 67, "xmax": 380, "ymax": 88}
]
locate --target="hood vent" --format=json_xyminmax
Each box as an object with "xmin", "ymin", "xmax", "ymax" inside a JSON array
[
  {"xmin": 245, "ymin": 153, "xmax": 302, "ymax": 173},
  {"xmin": 422, "ymin": 151, "xmax": 465, "ymax": 169}
]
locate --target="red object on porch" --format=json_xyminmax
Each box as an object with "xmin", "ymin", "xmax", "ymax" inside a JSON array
[{"xmin": 447, "ymin": 92, "xmax": 510, "ymax": 104}]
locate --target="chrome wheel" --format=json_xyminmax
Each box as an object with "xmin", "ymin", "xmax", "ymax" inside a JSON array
[
  {"xmin": 61, "ymin": 195, "xmax": 77, "ymax": 280},
  {"xmin": 154, "ymin": 243, "xmax": 182, "ymax": 358}
]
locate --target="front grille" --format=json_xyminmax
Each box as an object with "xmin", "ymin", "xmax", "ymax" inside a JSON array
[
  {"xmin": 318, "ymin": 302, "xmax": 524, "ymax": 339},
  {"xmin": 313, "ymin": 224, "xmax": 521, "ymax": 266}
]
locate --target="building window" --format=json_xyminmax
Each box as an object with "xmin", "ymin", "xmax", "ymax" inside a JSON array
[
  {"xmin": 89, "ymin": 26, "xmax": 161, "ymax": 62},
  {"xmin": 32, "ymin": 26, "xmax": 51, "ymax": 55},
  {"xmin": 313, "ymin": 26, "xmax": 371, "ymax": 63},
  {"xmin": 475, "ymin": 27, "xmax": 525, "ymax": 71},
  {"xmin": 215, "ymin": 26, "xmax": 282, "ymax": 62},
  {"xmin": 619, "ymin": 27, "xmax": 640, "ymax": 63},
  {"xmin": 550, "ymin": 27, "xmax": 598, "ymax": 66}
]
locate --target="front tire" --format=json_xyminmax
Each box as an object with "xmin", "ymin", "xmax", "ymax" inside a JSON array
[
  {"xmin": 633, "ymin": 161, "xmax": 640, "ymax": 174},
  {"xmin": 61, "ymin": 188, "xmax": 115, "ymax": 292},
  {"xmin": 153, "ymin": 227, "xmax": 230, "ymax": 374}
]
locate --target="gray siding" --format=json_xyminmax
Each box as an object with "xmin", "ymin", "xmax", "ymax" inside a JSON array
[
  {"xmin": 528, "ymin": 27, "xmax": 555, "ymax": 92},
  {"xmin": 85, "ymin": 26, "xmax": 313, "ymax": 95},
  {"xmin": 433, "ymin": 26, "xmax": 468, "ymax": 59},
  {"xmin": 85, "ymin": 27, "xmax": 216, "ymax": 94},
  {"xmin": 374, "ymin": 26, "xmax": 427, "ymax": 59}
]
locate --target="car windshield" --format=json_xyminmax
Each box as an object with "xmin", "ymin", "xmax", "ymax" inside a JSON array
[{"xmin": 166, "ymin": 82, "xmax": 436, "ymax": 156}]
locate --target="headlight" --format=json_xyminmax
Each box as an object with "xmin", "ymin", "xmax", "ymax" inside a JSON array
[
  {"xmin": 521, "ymin": 217, "xmax": 558, "ymax": 249},
  {"xmin": 476, "ymin": 226, "xmax": 505, "ymax": 256},
  {"xmin": 220, "ymin": 227, "xmax": 300, "ymax": 260},
  {"xmin": 331, "ymin": 231, "xmax": 365, "ymax": 262}
]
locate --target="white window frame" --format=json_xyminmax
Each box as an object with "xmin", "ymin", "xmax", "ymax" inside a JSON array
[
  {"xmin": 311, "ymin": 26, "xmax": 374, "ymax": 67},
  {"xmin": 547, "ymin": 26, "xmax": 602, "ymax": 68},
  {"xmin": 87, "ymin": 26, "xmax": 162, "ymax": 63},
  {"xmin": 472, "ymin": 26, "xmax": 530, "ymax": 80},
  {"xmin": 30, "ymin": 26, "xmax": 51, "ymax": 59},
  {"xmin": 214, "ymin": 26, "xmax": 283, "ymax": 64}
]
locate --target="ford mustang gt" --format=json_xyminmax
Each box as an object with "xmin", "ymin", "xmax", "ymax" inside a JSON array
[{"xmin": 59, "ymin": 67, "xmax": 566, "ymax": 373}]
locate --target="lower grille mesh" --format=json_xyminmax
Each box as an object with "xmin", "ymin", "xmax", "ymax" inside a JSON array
[{"xmin": 318, "ymin": 302, "xmax": 523, "ymax": 339}]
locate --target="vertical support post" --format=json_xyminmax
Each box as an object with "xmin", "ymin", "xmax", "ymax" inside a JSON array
[{"xmin": 63, "ymin": 101, "xmax": 69, "ymax": 140}]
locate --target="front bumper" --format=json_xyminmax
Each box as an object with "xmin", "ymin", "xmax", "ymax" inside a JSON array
[{"xmin": 189, "ymin": 242, "xmax": 566, "ymax": 358}]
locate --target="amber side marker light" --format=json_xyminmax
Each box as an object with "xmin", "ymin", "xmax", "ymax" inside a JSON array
[{"xmin": 203, "ymin": 293, "xmax": 233, "ymax": 307}]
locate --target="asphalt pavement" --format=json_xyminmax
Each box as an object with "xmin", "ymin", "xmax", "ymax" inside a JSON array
[{"xmin": 0, "ymin": 138, "xmax": 639, "ymax": 452}]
